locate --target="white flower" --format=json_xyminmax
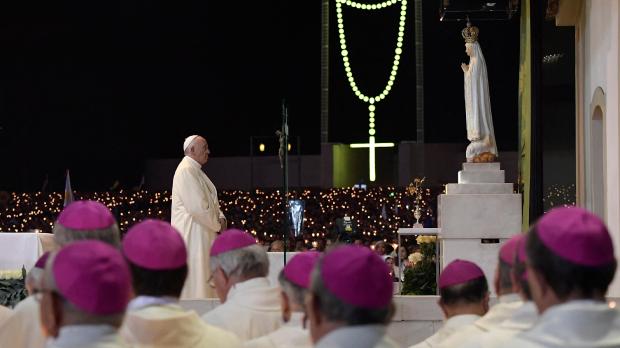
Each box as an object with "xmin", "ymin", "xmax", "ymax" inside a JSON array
[{"xmin": 408, "ymin": 252, "xmax": 423, "ymax": 264}]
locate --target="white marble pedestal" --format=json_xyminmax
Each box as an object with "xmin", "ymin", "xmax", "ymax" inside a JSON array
[{"xmin": 438, "ymin": 162, "xmax": 522, "ymax": 294}]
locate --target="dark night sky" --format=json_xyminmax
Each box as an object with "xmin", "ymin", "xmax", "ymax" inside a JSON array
[{"xmin": 0, "ymin": 1, "xmax": 519, "ymax": 191}]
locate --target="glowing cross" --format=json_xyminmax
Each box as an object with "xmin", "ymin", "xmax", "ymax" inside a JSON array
[{"xmin": 350, "ymin": 136, "xmax": 395, "ymax": 182}]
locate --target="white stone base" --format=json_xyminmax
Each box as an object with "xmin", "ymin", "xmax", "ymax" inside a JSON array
[
  {"xmin": 438, "ymin": 194, "xmax": 522, "ymax": 239},
  {"xmin": 458, "ymin": 170, "xmax": 505, "ymax": 183},
  {"xmin": 440, "ymin": 238, "xmax": 511, "ymax": 295},
  {"xmin": 445, "ymin": 183, "xmax": 513, "ymax": 194},
  {"xmin": 462, "ymin": 162, "xmax": 501, "ymax": 171}
]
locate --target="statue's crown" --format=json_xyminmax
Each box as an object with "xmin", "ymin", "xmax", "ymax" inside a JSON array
[{"xmin": 461, "ymin": 22, "xmax": 479, "ymax": 43}]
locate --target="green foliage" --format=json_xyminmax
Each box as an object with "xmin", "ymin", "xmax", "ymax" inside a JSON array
[
  {"xmin": 401, "ymin": 242, "xmax": 437, "ymax": 295},
  {"xmin": 0, "ymin": 267, "xmax": 28, "ymax": 308}
]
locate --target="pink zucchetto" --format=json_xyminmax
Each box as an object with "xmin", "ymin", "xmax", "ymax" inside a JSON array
[
  {"xmin": 52, "ymin": 240, "xmax": 131, "ymax": 315},
  {"xmin": 499, "ymin": 234, "xmax": 525, "ymax": 265},
  {"xmin": 122, "ymin": 219, "xmax": 187, "ymax": 270},
  {"xmin": 439, "ymin": 259, "xmax": 485, "ymax": 289},
  {"xmin": 320, "ymin": 245, "xmax": 392, "ymax": 309},
  {"xmin": 535, "ymin": 207, "xmax": 614, "ymax": 267},
  {"xmin": 210, "ymin": 229, "xmax": 257, "ymax": 257},
  {"xmin": 57, "ymin": 200, "xmax": 115, "ymax": 230},
  {"xmin": 34, "ymin": 252, "xmax": 50, "ymax": 269},
  {"xmin": 283, "ymin": 251, "xmax": 321, "ymax": 289}
]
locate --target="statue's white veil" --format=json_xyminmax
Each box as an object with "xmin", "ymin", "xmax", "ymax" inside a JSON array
[{"xmin": 464, "ymin": 41, "xmax": 497, "ymax": 156}]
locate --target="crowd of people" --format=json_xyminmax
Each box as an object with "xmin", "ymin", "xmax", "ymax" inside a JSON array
[
  {"xmin": 0, "ymin": 185, "xmax": 439, "ymax": 246},
  {"xmin": 0, "ymin": 199, "xmax": 618, "ymax": 347}
]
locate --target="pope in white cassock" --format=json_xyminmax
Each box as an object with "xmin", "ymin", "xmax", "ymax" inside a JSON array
[{"xmin": 172, "ymin": 135, "xmax": 227, "ymax": 299}]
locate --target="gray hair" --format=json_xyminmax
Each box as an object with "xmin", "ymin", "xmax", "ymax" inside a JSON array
[
  {"xmin": 309, "ymin": 260, "xmax": 393, "ymax": 326},
  {"xmin": 53, "ymin": 223, "xmax": 121, "ymax": 248},
  {"xmin": 42, "ymin": 252, "xmax": 124, "ymax": 327},
  {"xmin": 26, "ymin": 268, "xmax": 44, "ymax": 292},
  {"xmin": 278, "ymin": 271, "xmax": 307, "ymax": 307},
  {"xmin": 210, "ymin": 244, "xmax": 269, "ymax": 278}
]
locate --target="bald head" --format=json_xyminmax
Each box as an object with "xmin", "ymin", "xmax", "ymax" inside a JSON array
[{"xmin": 184, "ymin": 135, "xmax": 210, "ymax": 165}]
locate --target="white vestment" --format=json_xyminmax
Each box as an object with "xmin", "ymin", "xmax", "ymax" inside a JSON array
[
  {"xmin": 438, "ymin": 294, "xmax": 523, "ymax": 348},
  {"xmin": 202, "ymin": 277, "xmax": 282, "ymax": 342},
  {"xmin": 505, "ymin": 300, "xmax": 620, "ymax": 348},
  {"xmin": 244, "ymin": 312, "xmax": 311, "ymax": 348},
  {"xmin": 121, "ymin": 302, "xmax": 241, "ymax": 347},
  {"xmin": 315, "ymin": 325, "xmax": 400, "ymax": 348},
  {"xmin": 46, "ymin": 325, "xmax": 129, "ymax": 348},
  {"xmin": 409, "ymin": 314, "xmax": 480, "ymax": 348},
  {"xmin": 171, "ymin": 156, "xmax": 224, "ymax": 299},
  {"xmin": 464, "ymin": 41, "xmax": 498, "ymax": 160},
  {"xmin": 0, "ymin": 305, "xmax": 12, "ymax": 326},
  {"xmin": 459, "ymin": 301, "xmax": 538, "ymax": 348},
  {"xmin": 0, "ymin": 296, "xmax": 47, "ymax": 348}
]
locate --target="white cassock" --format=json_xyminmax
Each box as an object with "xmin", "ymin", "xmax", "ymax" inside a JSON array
[
  {"xmin": 409, "ymin": 314, "xmax": 480, "ymax": 348},
  {"xmin": 172, "ymin": 156, "xmax": 224, "ymax": 299},
  {"xmin": 0, "ymin": 305, "xmax": 12, "ymax": 326},
  {"xmin": 121, "ymin": 301, "xmax": 240, "ymax": 347},
  {"xmin": 0, "ymin": 296, "xmax": 47, "ymax": 348},
  {"xmin": 437, "ymin": 294, "xmax": 523, "ymax": 348},
  {"xmin": 244, "ymin": 312, "xmax": 311, "ymax": 348},
  {"xmin": 202, "ymin": 277, "xmax": 282, "ymax": 342},
  {"xmin": 315, "ymin": 325, "xmax": 400, "ymax": 348},
  {"xmin": 46, "ymin": 325, "xmax": 129, "ymax": 348},
  {"xmin": 458, "ymin": 301, "xmax": 538, "ymax": 348},
  {"xmin": 503, "ymin": 300, "xmax": 620, "ymax": 348}
]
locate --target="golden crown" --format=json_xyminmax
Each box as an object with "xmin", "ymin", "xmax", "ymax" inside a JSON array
[{"xmin": 461, "ymin": 22, "xmax": 479, "ymax": 43}]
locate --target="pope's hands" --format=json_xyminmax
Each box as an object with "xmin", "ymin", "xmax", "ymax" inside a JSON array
[{"xmin": 218, "ymin": 217, "xmax": 227, "ymax": 233}]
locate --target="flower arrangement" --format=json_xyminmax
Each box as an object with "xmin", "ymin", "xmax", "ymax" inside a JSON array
[
  {"xmin": 0, "ymin": 267, "xmax": 27, "ymax": 308},
  {"xmin": 401, "ymin": 235, "xmax": 437, "ymax": 295},
  {"xmin": 416, "ymin": 235, "xmax": 436, "ymax": 244}
]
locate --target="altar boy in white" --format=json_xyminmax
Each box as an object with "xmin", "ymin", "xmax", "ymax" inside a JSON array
[
  {"xmin": 411, "ymin": 260, "xmax": 489, "ymax": 348},
  {"xmin": 244, "ymin": 251, "xmax": 320, "ymax": 348},
  {"xmin": 120, "ymin": 219, "xmax": 241, "ymax": 347},
  {"xmin": 202, "ymin": 229, "xmax": 282, "ymax": 341},
  {"xmin": 505, "ymin": 207, "xmax": 620, "ymax": 348}
]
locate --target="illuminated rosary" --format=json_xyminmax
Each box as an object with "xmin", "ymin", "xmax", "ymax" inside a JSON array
[{"xmin": 336, "ymin": 0, "xmax": 407, "ymax": 181}]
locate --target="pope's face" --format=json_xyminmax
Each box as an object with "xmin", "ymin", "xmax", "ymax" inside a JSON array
[{"xmin": 192, "ymin": 137, "xmax": 210, "ymax": 165}]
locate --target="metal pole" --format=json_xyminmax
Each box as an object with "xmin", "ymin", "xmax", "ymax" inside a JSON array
[
  {"xmin": 282, "ymin": 101, "xmax": 289, "ymax": 264},
  {"xmin": 250, "ymin": 137, "xmax": 254, "ymax": 190},
  {"xmin": 297, "ymin": 136, "xmax": 302, "ymax": 190},
  {"xmin": 320, "ymin": 0, "xmax": 330, "ymax": 143}
]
